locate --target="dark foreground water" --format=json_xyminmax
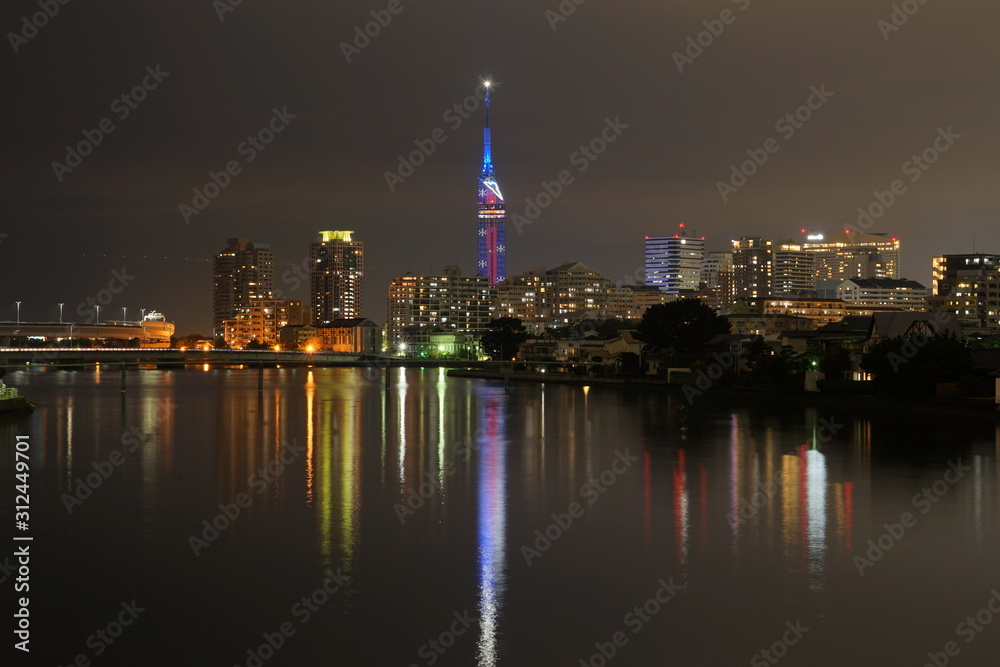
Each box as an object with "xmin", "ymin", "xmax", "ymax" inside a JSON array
[{"xmin": 2, "ymin": 367, "xmax": 1000, "ymax": 666}]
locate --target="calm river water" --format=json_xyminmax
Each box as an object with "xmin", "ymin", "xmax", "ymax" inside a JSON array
[{"xmin": 2, "ymin": 367, "xmax": 1000, "ymax": 666}]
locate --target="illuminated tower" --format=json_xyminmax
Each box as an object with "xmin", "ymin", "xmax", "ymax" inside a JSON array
[{"xmin": 477, "ymin": 81, "xmax": 506, "ymax": 287}]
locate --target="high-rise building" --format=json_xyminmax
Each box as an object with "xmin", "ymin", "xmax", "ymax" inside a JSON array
[
  {"xmin": 387, "ymin": 266, "xmax": 497, "ymax": 347},
  {"xmin": 801, "ymin": 231, "xmax": 900, "ymax": 280},
  {"xmin": 731, "ymin": 237, "xmax": 773, "ymax": 300},
  {"xmin": 929, "ymin": 254, "xmax": 1000, "ymax": 330},
  {"xmin": 700, "ymin": 251, "xmax": 733, "ymax": 311},
  {"xmin": 772, "ymin": 243, "xmax": 816, "ymax": 296},
  {"xmin": 309, "ymin": 230, "xmax": 363, "ymax": 324},
  {"xmin": 212, "ymin": 238, "xmax": 275, "ymax": 335},
  {"xmin": 477, "ymin": 82, "xmax": 506, "ymax": 287},
  {"xmin": 645, "ymin": 225, "xmax": 705, "ymax": 295}
]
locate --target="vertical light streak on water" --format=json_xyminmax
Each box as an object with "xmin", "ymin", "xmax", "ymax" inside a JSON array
[
  {"xmin": 673, "ymin": 449, "xmax": 689, "ymax": 575},
  {"xmin": 476, "ymin": 393, "xmax": 507, "ymax": 667},
  {"xmin": 305, "ymin": 370, "xmax": 315, "ymax": 506},
  {"xmin": 65, "ymin": 399, "xmax": 74, "ymax": 492},
  {"xmin": 338, "ymin": 397, "xmax": 359, "ymax": 574},
  {"xmin": 805, "ymin": 449, "xmax": 827, "ymax": 592},
  {"xmin": 379, "ymin": 381, "xmax": 387, "ymax": 487},
  {"xmin": 843, "ymin": 482, "xmax": 854, "ymax": 553},
  {"xmin": 317, "ymin": 399, "xmax": 335, "ymax": 572},
  {"xmin": 781, "ymin": 454, "xmax": 800, "ymax": 571},
  {"xmin": 438, "ymin": 368, "xmax": 446, "ymax": 492},
  {"xmin": 398, "ymin": 369, "xmax": 407, "ymax": 489},
  {"xmin": 272, "ymin": 385, "xmax": 283, "ymax": 498}
]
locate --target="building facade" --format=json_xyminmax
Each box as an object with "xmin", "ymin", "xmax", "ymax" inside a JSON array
[
  {"xmin": 499, "ymin": 261, "xmax": 623, "ymax": 331},
  {"xmin": 316, "ymin": 318, "xmax": 381, "ymax": 354},
  {"xmin": 212, "ymin": 238, "xmax": 275, "ymax": 335},
  {"xmin": 387, "ymin": 266, "xmax": 496, "ymax": 348},
  {"xmin": 929, "ymin": 254, "xmax": 1000, "ymax": 330},
  {"xmin": 223, "ymin": 299, "xmax": 305, "ymax": 349},
  {"xmin": 801, "ymin": 231, "xmax": 901, "ymax": 280},
  {"xmin": 645, "ymin": 226, "xmax": 705, "ymax": 295},
  {"xmin": 836, "ymin": 277, "xmax": 928, "ymax": 311},
  {"xmin": 309, "ymin": 230, "xmax": 363, "ymax": 324}
]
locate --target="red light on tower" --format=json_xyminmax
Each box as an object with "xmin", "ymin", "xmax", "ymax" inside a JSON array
[{"xmin": 800, "ymin": 229, "xmax": 806, "ymax": 234}]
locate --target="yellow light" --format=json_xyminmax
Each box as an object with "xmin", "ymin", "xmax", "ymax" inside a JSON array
[{"xmin": 305, "ymin": 345, "xmax": 316, "ymax": 353}]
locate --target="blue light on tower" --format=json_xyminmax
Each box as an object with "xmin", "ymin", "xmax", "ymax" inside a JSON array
[{"xmin": 477, "ymin": 80, "xmax": 506, "ymax": 287}]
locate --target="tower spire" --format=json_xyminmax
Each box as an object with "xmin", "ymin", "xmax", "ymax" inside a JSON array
[{"xmin": 481, "ymin": 80, "xmax": 493, "ymax": 177}]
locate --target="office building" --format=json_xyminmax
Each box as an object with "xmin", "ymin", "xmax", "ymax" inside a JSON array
[
  {"xmin": 801, "ymin": 231, "xmax": 900, "ymax": 280},
  {"xmin": 929, "ymin": 254, "xmax": 1000, "ymax": 330},
  {"xmin": 645, "ymin": 225, "xmax": 705, "ymax": 295}
]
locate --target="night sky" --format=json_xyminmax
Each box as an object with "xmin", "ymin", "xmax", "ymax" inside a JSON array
[{"xmin": 3, "ymin": 0, "xmax": 998, "ymax": 335}]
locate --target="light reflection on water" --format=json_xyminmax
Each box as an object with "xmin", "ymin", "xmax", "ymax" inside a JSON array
[{"xmin": 2, "ymin": 367, "xmax": 999, "ymax": 666}]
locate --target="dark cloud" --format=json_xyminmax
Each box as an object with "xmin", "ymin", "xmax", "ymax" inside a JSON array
[{"xmin": 2, "ymin": 0, "xmax": 998, "ymax": 332}]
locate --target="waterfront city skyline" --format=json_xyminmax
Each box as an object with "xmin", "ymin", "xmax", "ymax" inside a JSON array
[{"xmin": 3, "ymin": 2, "xmax": 999, "ymax": 336}]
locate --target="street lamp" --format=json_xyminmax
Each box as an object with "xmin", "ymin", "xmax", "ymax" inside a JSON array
[
  {"xmin": 141, "ymin": 309, "xmax": 146, "ymax": 320},
  {"xmin": 58, "ymin": 303, "xmax": 64, "ymax": 323},
  {"xmin": 122, "ymin": 307, "xmax": 127, "ymax": 322},
  {"xmin": 95, "ymin": 305, "xmax": 100, "ymax": 323},
  {"xmin": 15, "ymin": 301, "xmax": 21, "ymax": 324}
]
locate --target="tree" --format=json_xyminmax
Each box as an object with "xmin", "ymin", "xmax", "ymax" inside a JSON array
[
  {"xmin": 819, "ymin": 347, "xmax": 853, "ymax": 379},
  {"xmin": 480, "ymin": 318, "xmax": 528, "ymax": 361},
  {"xmin": 245, "ymin": 339, "xmax": 268, "ymax": 351},
  {"xmin": 861, "ymin": 334, "xmax": 973, "ymax": 396},
  {"xmin": 635, "ymin": 299, "xmax": 730, "ymax": 355}
]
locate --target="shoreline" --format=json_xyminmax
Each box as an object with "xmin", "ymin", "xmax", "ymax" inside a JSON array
[{"xmin": 446, "ymin": 369, "xmax": 1000, "ymax": 420}]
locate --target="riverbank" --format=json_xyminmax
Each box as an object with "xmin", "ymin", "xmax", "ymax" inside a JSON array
[{"xmin": 446, "ymin": 369, "xmax": 1000, "ymax": 419}]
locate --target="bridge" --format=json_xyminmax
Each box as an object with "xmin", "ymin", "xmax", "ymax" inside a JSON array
[{"xmin": 0, "ymin": 347, "xmax": 493, "ymax": 369}]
